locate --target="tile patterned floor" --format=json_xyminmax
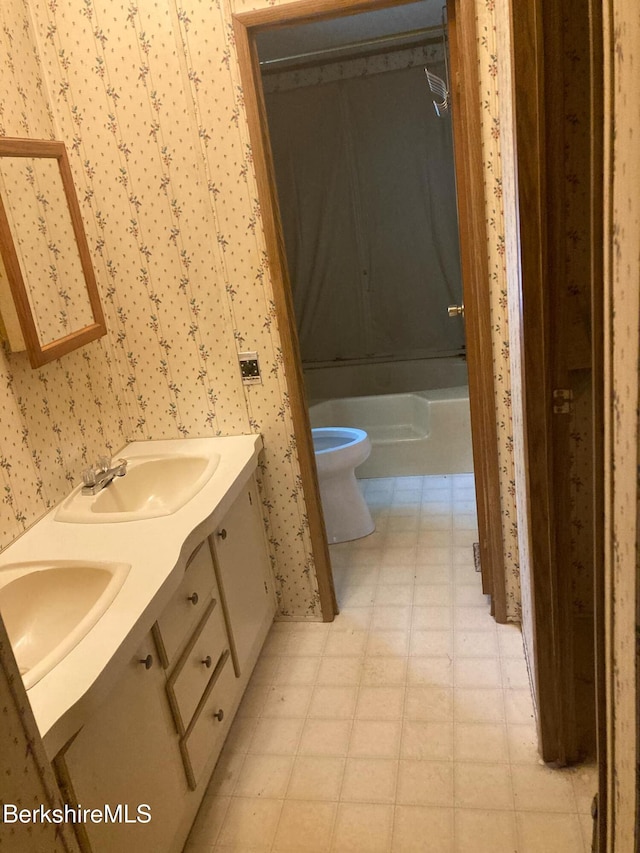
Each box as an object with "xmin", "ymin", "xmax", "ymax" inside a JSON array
[{"xmin": 186, "ymin": 474, "xmax": 597, "ymax": 852}]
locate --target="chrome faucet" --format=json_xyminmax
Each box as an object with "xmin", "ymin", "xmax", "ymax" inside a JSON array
[{"xmin": 81, "ymin": 456, "xmax": 128, "ymax": 495}]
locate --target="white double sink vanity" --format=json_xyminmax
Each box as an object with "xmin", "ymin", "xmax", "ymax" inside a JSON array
[{"xmin": 0, "ymin": 435, "xmax": 277, "ymax": 852}]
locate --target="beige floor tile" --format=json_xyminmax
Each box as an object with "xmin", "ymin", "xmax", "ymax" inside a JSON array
[
  {"xmin": 367, "ymin": 630, "xmax": 411, "ymax": 657},
  {"xmin": 412, "ymin": 605, "xmax": 453, "ymax": 630},
  {"xmin": 500, "ymin": 657, "xmax": 530, "ymax": 689},
  {"xmin": 207, "ymin": 750, "xmax": 246, "ymax": 797},
  {"xmin": 343, "ymin": 565, "xmax": 381, "ymax": 586},
  {"xmin": 373, "ymin": 606, "xmax": 413, "ymax": 630},
  {"xmin": 309, "ymin": 685, "xmax": 358, "ymax": 719},
  {"xmin": 453, "ymin": 566, "xmax": 479, "ymax": 586},
  {"xmin": 380, "ymin": 547, "xmax": 418, "ymax": 567},
  {"xmin": 262, "ymin": 685, "xmax": 313, "ymax": 718},
  {"xmin": 453, "ymin": 631, "xmax": 499, "ymax": 658},
  {"xmin": 453, "ymin": 657, "xmax": 502, "ymax": 688},
  {"xmin": 420, "ymin": 501, "xmax": 452, "ymax": 515},
  {"xmin": 511, "ymin": 765, "xmax": 578, "ymax": 812},
  {"xmin": 234, "ymin": 754, "xmax": 293, "ymax": 798},
  {"xmin": 223, "ymin": 717, "xmax": 257, "ymax": 754},
  {"xmin": 387, "ymin": 516, "xmax": 420, "ymax": 532},
  {"xmin": 332, "ymin": 803, "xmax": 394, "ymax": 852},
  {"xmin": 349, "ymin": 720, "xmax": 402, "ymax": 758},
  {"xmin": 341, "ymin": 758, "xmax": 398, "ymax": 803},
  {"xmin": 454, "ymin": 722, "xmax": 508, "ymax": 763},
  {"xmin": 317, "ymin": 656, "xmax": 363, "ymax": 686},
  {"xmin": 380, "ymin": 565, "xmax": 417, "ymax": 586},
  {"xmin": 454, "ymin": 584, "xmax": 487, "ymax": 607},
  {"xmin": 356, "ymin": 686, "xmax": 406, "ymax": 720},
  {"xmin": 396, "ymin": 760, "xmax": 454, "ymax": 807},
  {"xmin": 452, "ymin": 529, "xmax": 478, "ymax": 547},
  {"xmin": 454, "ymin": 809, "xmax": 517, "ymax": 853},
  {"xmin": 324, "ymin": 630, "xmax": 368, "ymax": 658},
  {"xmin": 516, "ymin": 811, "xmax": 585, "ymax": 853},
  {"xmin": 272, "ymin": 800, "xmax": 337, "ymax": 853},
  {"xmin": 385, "ymin": 531, "xmax": 419, "ymax": 549},
  {"xmin": 273, "ymin": 656, "xmax": 320, "ymax": 685},
  {"xmin": 452, "ymin": 514, "xmax": 478, "ymax": 531},
  {"xmin": 261, "ymin": 632, "xmax": 291, "ymax": 657},
  {"xmin": 349, "ymin": 550, "xmax": 383, "ymax": 567},
  {"xmin": 570, "ymin": 764, "xmax": 599, "ymax": 814},
  {"xmin": 417, "ymin": 529, "xmax": 453, "ymax": 546},
  {"xmin": 362, "ymin": 656, "xmax": 408, "ymax": 685},
  {"xmin": 409, "ymin": 629, "xmax": 454, "ymax": 657},
  {"xmin": 401, "ymin": 721, "xmax": 454, "ymax": 761},
  {"xmin": 184, "ymin": 795, "xmax": 230, "ymax": 850},
  {"xmin": 376, "ymin": 584, "xmax": 414, "ymax": 606},
  {"xmin": 413, "ymin": 584, "xmax": 452, "ymax": 606},
  {"xmin": 453, "ymin": 606, "xmax": 496, "ymax": 632},
  {"xmin": 506, "ymin": 723, "xmax": 540, "ymax": 764},
  {"xmin": 236, "ymin": 683, "xmax": 271, "ymax": 718},
  {"xmin": 285, "ymin": 630, "xmax": 329, "ymax": 657},
  {"xmin": 504, "ymin": 688, "xmax": 536, "ymax": 724},
  {"xmin": 217, "ymin": 797, "xmax": 282, "ymax": 849},
  {"xmin": 287, "ymin": 756, "xmax": 345, "ymax": 801},
  {"xmin": 579, "ymin": 812, "xmax": 595, "ymax": 848},
  {"xmin": 329, "ymin": 609, "xmax": 372, "ymax": 633},
  {"xmin": 340, "ymin": 585, "xmax": 377, "ymax": 608},
  {"xmin": 414, "ymin": 564, "xmax": 452, "ymax": 584},
  {"xmin": 496, "ymin": 625, "xmax": 525, "ymax": 658},
  {"xmin": 248, "ymin": 717, "xmax": 304, "ymax": 755},
  {"xmin": 406, "ymin": 656, "xmax": 454, "ymax": 687},
  {"xmin": 249, "ymin": 656, "xmax": 280, "ymax": 685},
  {"xmin": 392, "ymin": 805, "xmax": 454, "ymax": 852},
  {"xmin": 419, "ymin": 514, "xmax": 453, "ymax": 530},
  {"xmin": 405, "ymin": 686, "xmax": 453, "ymax": 721},
  {"xmin": 454, "ymin": 762, "xmax": 513, "ymax": 810},
  {"xmin": 298, "ymin": 718, "xmax": 352, "ymax": 756},
  {"xmin": 453, "ymin": 688, "xmax": 505, "ymax": 723}
]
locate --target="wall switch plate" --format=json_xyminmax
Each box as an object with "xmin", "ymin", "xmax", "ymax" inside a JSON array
[{"xmin": 239, "ymin": 351, "xmax": 261, "ymax": 384}]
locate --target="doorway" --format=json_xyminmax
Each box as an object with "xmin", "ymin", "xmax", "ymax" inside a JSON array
[{"xmin": 233, "ymin": 0, "xmax": 506, "ymax": 626}]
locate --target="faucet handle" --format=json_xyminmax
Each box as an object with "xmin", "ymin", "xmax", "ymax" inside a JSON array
[
  {"xmin": 82, "ymin": 467, "xmax": 97, "ymax": 487},
  {"xmin": 95, "ymin": 455, "xmax": 111, "ymax": 473},
  {"xmin": 113, "ymin": 458, "xmax": 128, "ymax": 477}
]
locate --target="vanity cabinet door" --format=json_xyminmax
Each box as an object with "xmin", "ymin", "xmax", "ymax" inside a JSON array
[
  {"xmin": 56, "ymin": 635, "xmax": 186, "ymax": 853},
  {"xmin": 212, "ymin": 477, "xmax": 276, "ymax": 677}
]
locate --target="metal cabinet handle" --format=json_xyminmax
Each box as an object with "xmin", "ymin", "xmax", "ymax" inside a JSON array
[
  {"xmin": 202, "ymin": 655, "xmax": 212, "ymax": 668},
  {"xmin": 447, "ymin": 303, "xmax": 464, "ymax": 318},
  {"xmin": 187, "ymin": 591, "xmax": 199, "ymax": 605},
  {"xmin": 213, "ymin": 709, "xmax": 224, "ymax": 722},
  {"xmin": 139, "ymin": 654, "xmax": 153, "ymax": 670},
  {"xmin": 217, "ymin": 528, "xmax": 227, "ymax": 540}
]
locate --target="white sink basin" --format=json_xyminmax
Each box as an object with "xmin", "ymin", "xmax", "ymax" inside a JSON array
[
  {"xmin": 55, "ymin": 453, "xmax": 220, "ymax": 523},
  {"xmin": 0, "ymin": 561, "xmax": 130, "ymax": 689}
]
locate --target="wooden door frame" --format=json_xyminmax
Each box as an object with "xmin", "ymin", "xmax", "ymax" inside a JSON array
[
  {"xmin": 511, "ymin": 0, "xmax": 605, "ymax": 785},
  {"xmin": 233, "ymin": 0, "xmax": 507, "ymax": 622}
]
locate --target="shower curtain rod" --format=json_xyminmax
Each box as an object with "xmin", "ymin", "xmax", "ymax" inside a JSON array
[{"xmin": 258, "ymin": 25, "xmax": 444, "ymax": 70}]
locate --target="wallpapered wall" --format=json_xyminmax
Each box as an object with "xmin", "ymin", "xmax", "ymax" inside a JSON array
[{"xmin": 0, "ymin": 0, "xmax": 522, "ymax": 619}]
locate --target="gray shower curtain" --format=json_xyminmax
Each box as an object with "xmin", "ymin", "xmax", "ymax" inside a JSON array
[{"xmin": 265, "ymin": 63, "xmax": 465, "ymax": 365}]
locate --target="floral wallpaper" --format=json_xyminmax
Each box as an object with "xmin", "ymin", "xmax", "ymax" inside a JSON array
[
  {"xmin": 475, "ymin": 0, "xmax": 521, "ymax": 620},
  {"xmin": 606, "ymin": 0, "xmax": 640, "ymax": 845},
  {"xmin": 0, "ymin": 0, "xmax": 128, "ymax": 554}
]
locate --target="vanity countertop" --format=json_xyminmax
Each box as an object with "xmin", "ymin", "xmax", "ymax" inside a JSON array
[{"xmin": 0, "ymin": 434, "xmax": 263, "ymax": 759}]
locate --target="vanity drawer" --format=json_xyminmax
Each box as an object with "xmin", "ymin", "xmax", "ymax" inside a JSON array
[
  {"xmin": 154, "ymin": 541, "xmax": 216, "ymax": 666},
  {"xmin": 167, "ymin": 599, "xmax": 228, "ymax": 734},
  {"xmin": 180, "ymin": 649, "xmax": 236, "ymax": 790}
]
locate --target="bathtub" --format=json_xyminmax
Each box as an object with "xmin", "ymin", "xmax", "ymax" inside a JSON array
[{"xmin": 308, "ymin": 387, "xmax": 473, "ymax": 478}]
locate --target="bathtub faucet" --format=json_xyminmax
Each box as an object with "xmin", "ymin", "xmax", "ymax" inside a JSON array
[{"xmin": 81, "ymin": 456, "xmax": 128, "ymax": 495}]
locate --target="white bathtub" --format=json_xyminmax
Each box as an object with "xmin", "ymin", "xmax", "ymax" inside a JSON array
[{"xmin": 309, "ymin": 387, "xmax": 473, "ymax": 478}]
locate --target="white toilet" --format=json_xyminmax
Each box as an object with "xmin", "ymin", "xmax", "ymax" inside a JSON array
[{"xmin": 312, "ymin": 427, "xmax": 375, "ymax": 544}]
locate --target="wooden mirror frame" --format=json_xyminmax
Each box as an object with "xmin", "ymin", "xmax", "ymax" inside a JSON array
[{"xmin": 0, "ymin": 138, "xmax": 106, "ymax": 368}]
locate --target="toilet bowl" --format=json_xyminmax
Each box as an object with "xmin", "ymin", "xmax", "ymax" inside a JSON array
[{"xmin": 312, "ymin": 427, "xmax": 375, "ymax": 544}]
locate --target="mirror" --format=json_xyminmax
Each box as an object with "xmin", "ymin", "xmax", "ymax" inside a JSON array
[{"xmin": 0, "ymin": 138, "xmax": 106, "ymax": 368}]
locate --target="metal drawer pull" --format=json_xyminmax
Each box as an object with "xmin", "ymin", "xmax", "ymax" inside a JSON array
[
  {"xmin": 213, "ymin": 709, "xmax": 224, "ymax": 722},
  {"xmin": 201, "ymin": 655, "xmax": 212, "ymax": 668},
  {"xmin": 139, "ymin": 654, "xmax": 153, "ymax": 669},
  {"xmin": 187, "ymin": 591, "xmax": 199, "ymax": 605},
  {"xmin": 217, "ymin": 528, "xmax": 227, "ymax": 540}
]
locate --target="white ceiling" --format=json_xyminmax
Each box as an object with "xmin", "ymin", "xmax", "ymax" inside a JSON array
[{"xmin": 256, "ymin": 1, "xmax": 444, "ymax": 64}]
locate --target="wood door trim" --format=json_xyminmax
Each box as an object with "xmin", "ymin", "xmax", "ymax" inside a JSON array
[
  {"xmin": 448, "ymin": 0, "xmax": 507, "ymax": 622},
  {"xmin": 233, "ymin": 0, "xmax": 506, "ymax": 623}
]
